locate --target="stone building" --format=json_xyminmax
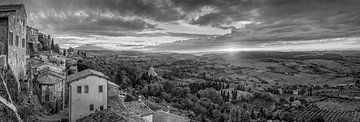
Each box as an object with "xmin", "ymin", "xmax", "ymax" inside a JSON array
[
  {"xmin": 26, "ymin": 26, "xmax": 39, "ymax": 54},
  {"xmin": 38, "ymin": 32, "xmax": 51, "ymax": 50},
  {"xmin": 0, "ymin": 4, "xmax": 27, "ymax": 82},
  {"xmin": 108, "ymin": 81, "xmax": 121, "ymax": 97},
  {"xmin": 66, "ymin": 69, "xmax": 109, "ymax": 122},
  {"xmin": 37, "ymin": 70, "xmax": 65, "ymax": 113}
]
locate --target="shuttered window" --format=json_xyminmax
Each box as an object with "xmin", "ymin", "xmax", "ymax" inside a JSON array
[
  {"xmin": 99, "ymin": 85, "xmax": 103, "ymax": 93},
  {"xmin": 84, "ymin": 85, "xmax": 89, "ymax": 93},
  {"xmin": 15, "ymin": 35, "xmax": 19, "ymax": 46},
  {"xmin": 90, "ymin": 104, "xmax": 94, "ymax": 111},
  {"xmin": 22, "ymin": 38, "xmax": 25, "ymax": 48},
  {"xmin": 77, "ymin": 86, "xmax": 82, "ymax": 93},
  {"xmin": 9, "ymin": 32, "xmax": 13, "ymax": 45}
]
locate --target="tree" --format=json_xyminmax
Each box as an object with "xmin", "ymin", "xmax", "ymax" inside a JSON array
[
  {"xmin": 68, "ymin": 47, "xmax": 74, "ymax": 53},
  {"xmin": 280, "ymin": 112, "xmax": 293, "ymax": 121},
  {"xmin": 289, "ymin": 97, "xmax": 295, "ymax": 102},
  {"xmin": 228, "ymin": 106, "xmax": 243, "ymax": 122},
  {"xmin": 53, "ymin": 44, "xmax": 60, "ymax": 54},
  {"xmin": 51, "ymin": 39, "xmax": 54, "ymax": 50},
  {"xmin": 198, "ymin": 88, "xmax": 223, "ymax": 105},
  {"xmin": 243, "ymin": 111, "xmax": 251, "ymax": 122}
]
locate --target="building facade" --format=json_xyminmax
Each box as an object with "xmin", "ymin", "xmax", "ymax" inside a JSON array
[
  {"xmin": 37, "ymin": 71, "xmax": 65, "ymax": 113},
  {"xmin": 66, "ymin": 69, "xmax": 109, "ymax": 122},
  {"xmin": 0, "ymin": 4, "xmax": 27, "ymax": 82},
  {"xmin": 38, "ymin": 32, "xmax": 51, "ymax": 50},
  {"xmin": 26, "ymin": 26, "xmax": 39, "ymax": 54}
]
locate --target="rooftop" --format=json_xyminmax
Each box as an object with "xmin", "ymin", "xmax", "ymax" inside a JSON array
[
  {"xmin": 66, "ymin": 69, "xmax": 110, "ymax": 84},
  {"xmin": 123, "ymin": 100, "xmax": 154, "ymax": 117},
  {"xmin": 77, "ymin": 109, "xmax": 127, "ymax": 122},
  {"xmin": 108, "ymin": 96, "xmax": 146, "ymax": 122},
  {"xmin": 154, "ymin": 110, "xmax": 190, "ymax": 122},
  {"xmin": 0, "ymin": 4, "xmax": 26, "ymax": 17},
  {"xmin": 108, "ymin": 81, "xmax": 120, "ymax": 87},
  {"xmin": 37, "ymin": 71, "xmax": 65, "ymax": 85}
]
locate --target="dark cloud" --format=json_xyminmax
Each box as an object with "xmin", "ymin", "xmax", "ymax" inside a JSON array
[
  {"xmin": 147, "ymin": 0, "xmax": 360, "ymax": 51},
  {"xmin": 19, "ymin": 0, "xmax": 183, "ymax": 36},
  {"xmin": 190, "ymin": 13, "xmax": 226, "ymax": 26},
  {"xmin": 3, "ymin": 0, "xmax": 360, "ymax": 51}
]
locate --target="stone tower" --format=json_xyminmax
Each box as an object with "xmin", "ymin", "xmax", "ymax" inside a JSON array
[{"xmin": 0, "ymin": 4, "xmax": 27, "ymax": 82}]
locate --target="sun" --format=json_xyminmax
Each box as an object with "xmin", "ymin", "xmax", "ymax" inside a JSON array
[{"xmin": 224, "ymin": 47, "xmax": 239, "ymax": 52}]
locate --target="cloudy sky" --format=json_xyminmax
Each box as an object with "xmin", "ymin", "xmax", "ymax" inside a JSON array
[{"xmin": 2, "ymin": 0, "xmax": 360, "ymax": 52}]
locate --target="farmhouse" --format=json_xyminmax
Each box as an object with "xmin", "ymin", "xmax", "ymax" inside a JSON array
[
  {"xmin": 66, "ymin": 69, "xmax": 109, "ymax": 122},
  {"xmin": 0, "ymin": 4, "xmax": 27, "ymax": 82}
]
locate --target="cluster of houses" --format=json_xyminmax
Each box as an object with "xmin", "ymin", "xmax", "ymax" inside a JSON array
[{"xmin": 1, "ymin": 4, "xmax": 189, "ymax": 122}]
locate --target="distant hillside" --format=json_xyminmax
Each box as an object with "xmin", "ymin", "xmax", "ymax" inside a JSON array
[{"xmin": 75, "ymin": 44, "xmax": 108, "ymax": 51}]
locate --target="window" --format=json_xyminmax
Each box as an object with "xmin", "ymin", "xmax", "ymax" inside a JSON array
[
  {"xmin": 15, "ymin": 35, "xmax": 19, "ymax": 46},
  {"xmin": 90, "ymin": 104, "xmax": 94, "ymax": 111},
  {"xmin": 77, "ymin": 86, "xmax": 82, "ymax": 93},
  {"xmin": 22, "ymin": 38, "xmax": 25, "ymax": 48},
  {"xmin": 84, "ymin": 85, "xmax": 89, "ymax": 93},
  {"xmin": 100, "ymin": 106, "xmax": 104, "ymax": 110},
  {"xmin": 99, "ymin": 85, "xmax": 103, "ymax": 93},
  {"xmin": 9, "ymin": 32, "xmax": 13, "ymax": 45},
  {"xmin": 45, "ymin": 94, "xmax": 49, "ymax": 101}
]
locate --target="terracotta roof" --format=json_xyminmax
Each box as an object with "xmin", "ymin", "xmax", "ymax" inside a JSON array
[
  {"xmin": 123, "ymin": 100, "xmax": 154, "ymax": 117},
  {"xmin": 153, "ymin": 110, "xmax": 190, "ymax": 122},
  {"xmin": 77, "ymin": 109, "xmax": 128, "ymax": 122},
  {"xmin": 37, "ymin": 71, "xmax": 65, "ymax": 85},
  {"xmin": 108, "ymin": 96, "xmax": 146, "ymax": 122},
  {"xmin": 108, "ymin": 81, "xmax": 120, "ymax": 87},
  {"xmin": 28, "ymin": 58, "xmax": 44, "ymax": 68},
  {"xmin": 66, "ymin": 69, "xmax": 110, "ymax": 84},
  {"xmin": 38, "ymin": 51, "xmax": 52, "ymax": 56}
]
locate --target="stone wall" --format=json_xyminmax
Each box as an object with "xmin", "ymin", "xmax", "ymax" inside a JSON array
[
  {"xmin": 7, "ymin": 11, "xmax": 27, "ymax": 82},
  {"xmin": 26, "ymin": 26, "xmax": 39, "ymax": 54},
  {"xmin": 0, "ymin": 18, "xmax": 8, "ymax": 55},
  {"xmin": 38, "ymin": 33, "xmax": 51, "ymax": 50}
]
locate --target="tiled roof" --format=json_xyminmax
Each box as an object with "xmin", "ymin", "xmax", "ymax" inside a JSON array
[
  {"xmin": 66, "ymin": 69, "xmax": 110, "ymax": 84},
  {"xmin": 77, "ymin": 109, "xmax": 128, "ymax": 122},
  {"xmin": 123, "ymin": 100, "xmax": 154, "ymax": 117},
  {"xmin": 153, "ymin": 110, "xmax": 190, "ymax": 122},
  {"xmin": 28, "ymin": 58, "xmax": 44, "ymax": 68},
  {"xmin": 35, "ymin": 63, "xmax": 64, "ymax": 72},
  {"xmin": 108, "ymin": 81, "xmax": 120, "ymax": 87},
  {"xmin": 37, "ymin": 71, "xmax": 65, "ymax": 85},
  {"xmin": 38, "ymin": 51, "xmax": 52, "ymax": 56},
  {"xmin": 108, "ymin": 96, "xmax": 146, "ymax": 122}
]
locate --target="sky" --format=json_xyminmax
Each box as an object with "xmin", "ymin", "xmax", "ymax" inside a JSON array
[{"xmin": 2, "ymin": 0, "xmax": 360, "ymax": 52}]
